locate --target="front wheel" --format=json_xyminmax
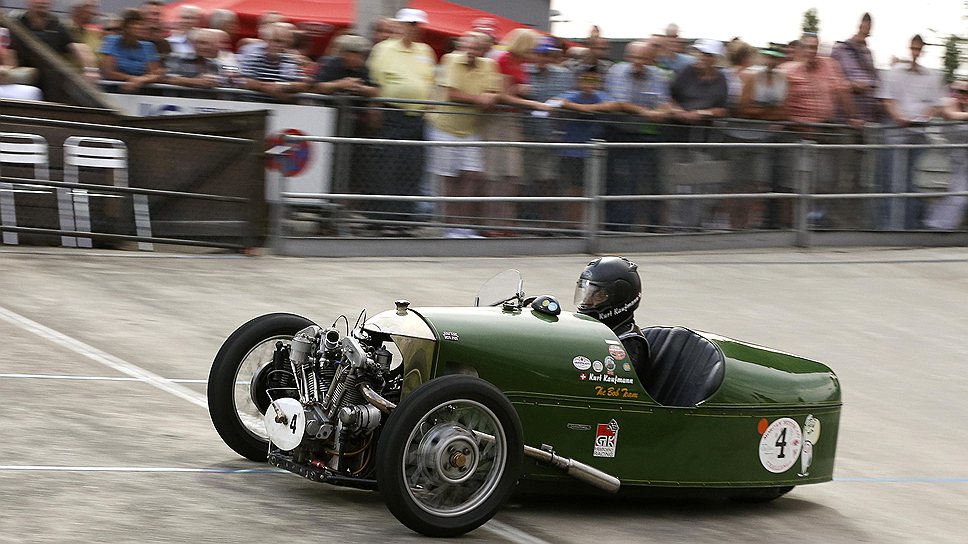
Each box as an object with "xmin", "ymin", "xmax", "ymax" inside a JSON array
[
  {"xmin": 376, "ymin": 375, "xmax": 523, "ymax": 537},
  {"xmin": 208, "ymin": 313, "xmax": 314, "ymax": 461}
]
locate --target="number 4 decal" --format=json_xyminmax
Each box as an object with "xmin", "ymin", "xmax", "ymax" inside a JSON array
[
  {"xmin": 775, "ymin": 427, "xmax": 787, "ymax": 458},
  {"xmin": 759, "ymin": 418, "xmax": 802, "ymax": 473},
  {"xmin": 289, "ymin": 413, "xmax": 299, "ymax": 434}
]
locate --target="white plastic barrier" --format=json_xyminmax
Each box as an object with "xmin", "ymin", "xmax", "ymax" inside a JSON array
[
  {"xmin": 0, "ymin": 133, "xmax": 58, "ymax": 245},
  {"xmin": 64, "ymin": 137, "xmax": 153, "ymax": 251}
]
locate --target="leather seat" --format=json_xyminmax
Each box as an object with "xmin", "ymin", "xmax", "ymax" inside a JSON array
[{"xmin": 640, "ymin": 326, "xmax": 725, "ymax": 407}]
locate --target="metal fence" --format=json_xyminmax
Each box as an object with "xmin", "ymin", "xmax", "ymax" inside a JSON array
[
  {"xmin": 0, "ymin": 113, "xmax": 260, "ymax": 251},
  {"xmin": 263, "ymin": 100, "xmax": 968, "ymax": 256},
  {"xmin": 13, "ymin": 82, "xmax": 968, "ymax": 256}
]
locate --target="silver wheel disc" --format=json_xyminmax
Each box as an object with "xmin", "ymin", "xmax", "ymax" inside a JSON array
[
  {"xmin": 402, "ymin": 399, "xmax": 507, "ymax": 517},
  {"xmin": 232, "ymin": 335, "xmax": 292, "ymax": 441}
]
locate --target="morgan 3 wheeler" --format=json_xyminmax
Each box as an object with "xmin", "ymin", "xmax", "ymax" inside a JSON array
[{"xmin": 207, "ymin": 268, "xmax": 841, "ymax": 537}]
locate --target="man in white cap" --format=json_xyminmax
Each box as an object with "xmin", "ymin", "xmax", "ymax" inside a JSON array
[
  {"xmin": 670, "ymin": 38, "xmax": 728, "ymax": 122},
  {"xmin": 365, "ymin": 8, "xmax": 437, "ymax": 226}
]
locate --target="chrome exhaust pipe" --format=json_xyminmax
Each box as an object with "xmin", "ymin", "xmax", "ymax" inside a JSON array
[
  {"xmin": 360, "ymin": 383, "xmax": 397, "ymax": 414},
  {"xmin": 522, "ymin": 444, "xmax": 621, "ymax": 493},
  {"xmin": 361, "ymin": 384, "xmax": 621, "ymax": 494}
]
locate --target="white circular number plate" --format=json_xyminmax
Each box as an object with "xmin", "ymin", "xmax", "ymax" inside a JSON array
[
  {"xmin": 758, "ymin": 418, "xmax": 803, "ymax": 473},
  {"xmin": 264, "ymin": 397, "xmax": 305, "ymax": 451}
]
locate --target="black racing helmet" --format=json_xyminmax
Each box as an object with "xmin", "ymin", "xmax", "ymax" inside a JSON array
[{"xmin": 574, "ymin": 256, "xmax": 642, "ymax": 329}]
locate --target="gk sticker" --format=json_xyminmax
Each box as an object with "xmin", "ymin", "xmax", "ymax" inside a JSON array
[{"xmin": 594, "ymin": 419, "xmax": 620, "ymax": 458}]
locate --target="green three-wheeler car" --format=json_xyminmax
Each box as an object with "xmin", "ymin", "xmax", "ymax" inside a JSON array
[{"xmin": 207, "ymin": 270, "xmax": 840, "ymax": 537}]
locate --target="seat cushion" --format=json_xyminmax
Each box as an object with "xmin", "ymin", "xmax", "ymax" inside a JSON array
[{"xmin": 641, "ymin": 326, "xmax": 725, "ymax": 407}]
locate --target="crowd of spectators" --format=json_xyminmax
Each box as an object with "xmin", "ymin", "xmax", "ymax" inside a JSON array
[{"xmin": 2, "ymin": 1, "xmax": 966, "ymax": 234}]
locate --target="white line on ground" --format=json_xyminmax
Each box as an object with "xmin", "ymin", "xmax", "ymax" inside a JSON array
[
  {"xmin": 0, "ymin": 374, "xmax": 208, "ymax": 383},
  {"xmin": 0, "ymin": 306, "xmax": 549, "ymax": 544},
  {"xmin": 0, "ymin": 305, "xmax": 208, "ymax": 409},
  {"xmin": 481, "ymin": 520, "xmax": 555, "ymax": 544},
  {"xmin": 0, "ymin": 373, "xmax": 208, "ymax": 383},
  {"xmin": 0, "ymin": 465, "xmax": 287, "ymax": 474}
]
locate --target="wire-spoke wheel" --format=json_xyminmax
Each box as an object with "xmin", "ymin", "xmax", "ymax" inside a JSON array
[
  {"xmin": 377, "ymin": 375, "xmax": 523, "ymax": 537},
  {"xmin": 208, "ymin": 313, "xmax": 313, "ymax": 461}
]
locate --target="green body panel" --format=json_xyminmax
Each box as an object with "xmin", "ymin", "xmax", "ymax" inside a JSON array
[{"xmin": 399, "ymin": 306, "xmax": 841, "ymax": 488}]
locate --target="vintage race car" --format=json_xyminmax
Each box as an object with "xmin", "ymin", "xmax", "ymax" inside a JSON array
[{"xmin": 207, "ymin": 270, "xmax": 841, "ymax": 537}]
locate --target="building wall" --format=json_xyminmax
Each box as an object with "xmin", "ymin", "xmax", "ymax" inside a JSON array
[{"xmin": 447, "ymin": 0, "xmax": 550, "ymax": 32}]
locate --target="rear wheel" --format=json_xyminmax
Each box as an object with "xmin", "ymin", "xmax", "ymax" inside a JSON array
[
  {"xmin": 376, "ymin": 375, "xmax": 523, "ymax": 537},
  {"xmin": 730, "ymin": 486, "xmax": 795, "ymax": 502},
  {"xmin": 208, "ymin": 313, "xmax": 313, "ymax": 461}
]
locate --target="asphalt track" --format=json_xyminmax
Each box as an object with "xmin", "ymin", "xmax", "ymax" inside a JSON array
[{"xmin": 1, "ymin": 247, "xmax": 967, "ymax": 543}]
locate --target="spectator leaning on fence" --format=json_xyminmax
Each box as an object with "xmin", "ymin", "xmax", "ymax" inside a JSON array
[
  {"xmin": 240, "ymin": 23, "xmax": 308, "ymax": 100},
  {"xmin": 65, "ymin": 0, "xmax": 102, "ymax": 65},
  {"xmin": 482, "ymin": 27, "xmax": 550, "ymax": 229},
  {"xmin": 658, "ymin": 23, "xmax": 696, "ymax": 74},
  {"xmin": 139, "ymin": 0, "xmax": 171, "ymax": 60},
  {"xmin": 370, "ymin": 17, "xmax": 399, "ymax": 45},
  {"xmin": 167, "ymin": 4, "xmax": 201, "ymax": 59},
  {"xmin": 603, "ymin": 38, "xmax": 673, "ymax": 230},
  {"xmin": 738, "ymin": 44, "xmax": 787, "ymax": 121},
  {"xmin": 9, "ymin": 0, "xmax": 99, "ymax": 93},
  {"xmin": 831, "ymin": 13, "xmax": 881, "ymax": 123},
  {"xmin": 165, "ymin": 28, "xmax": 223, "ymax": 88},
  {"xmin": 523, "ymin": 36, "xmax": 575, "ymax": 225},
  {"xmin": 737, "ymin": 44, "xmax": 790, "ymax": 229},
  {"xmin": 366, "ymin": 8, "xmax": 437, "ymax": 225},
  {"xmin": 208, "ymin": 8, "xmax": 239, "ymax": 46},
  {"xmin": 314, "ymin": 34, "xmax": 377, "ymax": 97},
  {"xmin": 1, "ymin": 32, "xmax": 43, "ymax": 100},
  {"xmin": 877, "ymin": 34, "xmax": 945, "ymax": 229},
  {"xmin": 426, "ymin": 31, "xmax": 501, "ymax": 238},
  {"xmin": 779, "ymin": 33, "xmax": 860, "ymax": 127},
  {"xmin": 554, "ymin": 67, "xmax": 622, "ymax": 227},
  {"xmin": 99, "ymin": 8, "xmax": 164, "ymax": 93},
  {"xmin": 781, "ymin": 33, "xmax": 864, "ymax": 229},
  {"xmin": 725, "ymin": 40, "xmax": 757, "ymax": 110},
  {"xmin": 923, "ymin": 80, "xmax": 968, "ymax": 230},
  {"xmin": 670, "ymin": 38, "xmax": 729, "ymax": 123}
]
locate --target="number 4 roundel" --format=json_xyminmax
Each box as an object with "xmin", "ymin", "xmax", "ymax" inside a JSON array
[{"xmin": 758, "ymin": 418, "xmax": 803, "ymax": 473}]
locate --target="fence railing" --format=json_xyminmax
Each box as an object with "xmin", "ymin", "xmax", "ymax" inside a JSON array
[
  {"xmin": 269, "ymin": 132, "xmax": 968, "ymax": 256},
  {"xmin": 0, "ymin": 113, "xmax": 259, "ymax": 251},
  {"xmin": 10, "ymin": 83, "xmax": 968, "ymax": 255}
]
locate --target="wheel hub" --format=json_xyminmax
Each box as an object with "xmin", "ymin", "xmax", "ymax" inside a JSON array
[{"xmin": 418, "ymin": 424, "xmax": 480, "ymax": 485}]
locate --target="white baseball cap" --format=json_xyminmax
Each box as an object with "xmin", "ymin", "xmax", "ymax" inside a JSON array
[
  {"xmin": 395, "ymin": 8, "xmax": 428, "ymax": 24},
  {"xmin": 692, "ymin": 38, "xmax": 725, "ymax": 56}
]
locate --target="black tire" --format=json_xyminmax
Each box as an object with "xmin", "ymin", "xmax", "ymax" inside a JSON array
[
  {"xmin": 376, "ymin": 375, "xmax": 523, "ymax": 537},
  {"xmin": 730, "ymin": 485, "xmax": 795, "ymax": 502},
  {"xmin": 208, "ymin": 313, "xmax": 314, "ymax": 461}
]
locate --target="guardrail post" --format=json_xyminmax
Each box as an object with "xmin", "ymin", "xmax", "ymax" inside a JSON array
[
  {"xmin": 585, "ymin": 139, "xmax": 606, "ymax": 254},
  {"xmin": 794, "ymin": 139, "xmax": 815, "ymax": 247},
  {"xmin": 331, "ymin": 96, "xmax": 353, "ymax": 195},
  {"xmin": 266, "ymin": 144, "xmax": 290, "ymax": 254}
]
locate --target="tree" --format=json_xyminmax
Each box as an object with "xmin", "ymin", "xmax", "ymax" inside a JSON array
[
  {"xmin": 802, "ymin": 8, "xmax": 820, "ymax": 35},
  {"xmin": 943, "ymin": 34, "xmax": 963, "ymax": 83}
]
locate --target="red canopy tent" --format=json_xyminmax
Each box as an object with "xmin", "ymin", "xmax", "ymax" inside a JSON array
[{"xmin": 163, "ymin": 0, "xmax": 532, "ymax": 58}]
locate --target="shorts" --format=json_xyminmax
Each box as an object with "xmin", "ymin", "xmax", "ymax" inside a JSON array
[
  {"xmin": 481, "ymin": 114, "xmax": 523, "ymax": 179},
  {"xmin": 426, "ymin": 124, "xmax": 484, "ymax": 178}
]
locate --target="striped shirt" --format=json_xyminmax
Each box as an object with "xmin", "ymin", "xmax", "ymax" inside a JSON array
[
  {"xmin": 831, "ymin": 40, "xmax": 880, "ymax": 122},
  {"xmin": 241, "ymin": 50, "xmax": 303, "ymax": 82}
]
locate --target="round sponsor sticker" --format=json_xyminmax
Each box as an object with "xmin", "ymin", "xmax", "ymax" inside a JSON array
[
  {"xmin": 758, "ymin": 418, "xmax": 803, "ymax": 473},
  {"xmin": 622, "ymin": 362, "xmax": 632, "ymax": 372},
  {"xmin": 604, "ymin": 357, "xmax": 616, "ymax": 371},
  {"xmin": 592, "ymin": 360, "xmax": 603, "ymax": 373},
  {"xmin": 573, "ymin": 356, "xmax": 592, "ymax": 371},
  {"xmin": 608, "ymin": 344, "xmax": 627, "ymax": 360}
]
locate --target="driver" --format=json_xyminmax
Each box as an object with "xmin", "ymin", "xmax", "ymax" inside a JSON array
[{"xmin": 574, "ymin": 256, "xmax": 650, "ymax": 370}]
